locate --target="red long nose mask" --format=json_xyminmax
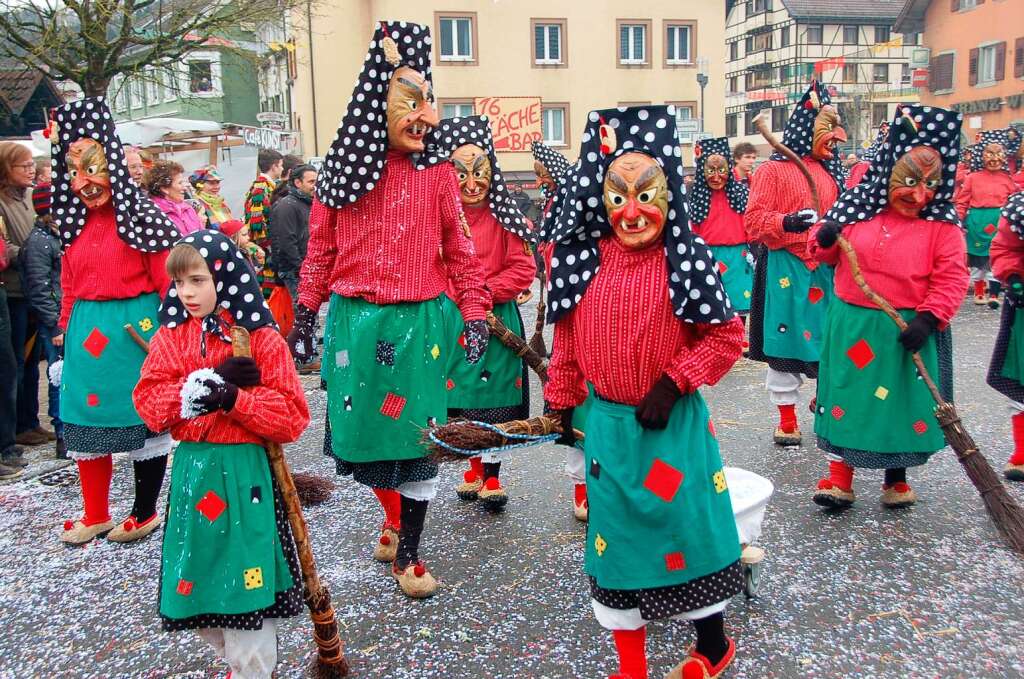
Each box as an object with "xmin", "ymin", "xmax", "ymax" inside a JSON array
[
  {"xmin": 67, "ymin": 138, "xmax": 111, "ymax": 209},
  {"xmin": 603, "ymin": 152, "xmax": 669, "ymax": 250},
  {"xmin": 888, "ymin": 146, "xmax": 941, "ymax": 218}
]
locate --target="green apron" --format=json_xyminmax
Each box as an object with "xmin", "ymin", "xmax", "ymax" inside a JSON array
[
  {"xmin": 584, "ymin": 395, "xmax": 740, "ymax": 591},
  {"xmin": 322, "ymin": 293, "xmax": 448, "ymax": 463},
  {"xmin": 442, "ymin": 296, "xmax": 524, "ymax": 409},
  {"xmin": 61, "ymin": 294, "xmax": 160, "ymax": 428},
  {"xmin": 1001, "ymin": 307, "xmax": 1024, "ymax": 383},
  {"xmin": 762, "ymin": 250, "xmax": 834, "ymax": 363},
  {"xmin": 964, "ymin": 207, "xmax": 1001, "ymax": 258},
  {"xmin": 160, "ymin": 442, "xmax": 293, "ymax": 619},
  {"xmin": 815, "ymin": 299, "xmax": 944, "ymax": 454},
  {"xmin": 710, "ymin": 244, "xmax": 753, "ymax": 313}
]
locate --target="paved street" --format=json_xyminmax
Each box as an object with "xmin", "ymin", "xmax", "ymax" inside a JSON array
[{"xmin": 2, "ymin": 285, "xmax": 1024, "ymax": 678}]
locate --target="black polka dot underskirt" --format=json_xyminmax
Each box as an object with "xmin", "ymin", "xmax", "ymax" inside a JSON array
[
  {"xmin": 590, "ymin": 560, "xmax": 743, "ymax": 621},
  {"xmin": 323, "ymin": 411, "xmax": 438, "ymax": 489},
  {"xmin": 161, "ymin": 477, "xmax": 303, "ymax": 632},
  {"xmin": 746, "ymin": 247, "xmax": 819, "ymax": 378},
  {"xmin": 65, "ymin": 423, "xmax": 152, "ymax": 454}
]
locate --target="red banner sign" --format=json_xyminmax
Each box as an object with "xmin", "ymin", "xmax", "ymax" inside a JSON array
[
  {"xmin": 912, "ymin": 68, "xmax": 929, "ymax": 88},
  {"xmin": 474, "ymin": 97, "xmax": 542, "ymax": 152}
]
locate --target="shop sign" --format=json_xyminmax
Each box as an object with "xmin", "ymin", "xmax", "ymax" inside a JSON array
[{"xmin": 473, "ymin": 97, "xmax": 542, "ymax": 152}]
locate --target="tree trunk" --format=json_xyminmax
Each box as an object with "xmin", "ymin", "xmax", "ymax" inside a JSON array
[{"xmin": 83, "ymin": 74, "xmax": 111, "ymax": 99}]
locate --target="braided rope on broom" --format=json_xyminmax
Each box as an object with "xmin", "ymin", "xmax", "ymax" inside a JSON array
[{"xmin": 487, "ymin": 311, "xmax": 548, "ymax": 382}]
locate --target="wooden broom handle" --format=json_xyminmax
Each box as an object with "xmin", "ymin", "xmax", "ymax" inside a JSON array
[{"xmin": 752, "ymin": 108, "xmax": 822, "ymax": 217}]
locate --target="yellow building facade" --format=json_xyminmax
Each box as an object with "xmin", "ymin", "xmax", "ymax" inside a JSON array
[{"xmin": 290, "ymin": 0, "xmax": 727, "ymax": 175}]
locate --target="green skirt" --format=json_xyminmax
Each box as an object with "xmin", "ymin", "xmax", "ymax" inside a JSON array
[
  {"xmin": 584, "ymin": 395, "xmax": 740, "ymax": 591},
  {"xmin": 160, "ymin": 442, "xmax": 295, "ymax": 620},
  {"xmin": 710, "ymin": 244, "xmax": 753, "ymax": 313},
  {"xmin": 442, "ymin": 296, "xmax": 525, "ymax": 409},
  {"xmin": 965, "ymin": 207, "xmax": 1001, "ymax": 258},
  {"xmin": 62, "ymin": 294, "xmax": 159, "ymax": 430},
  {"xmin": 762, "ymin": 250, "xmax": 834, "ymax": 363},
  {"xmin": 815, "ymin": 299, "xmax": 945, "ymax": 463},
  {"xmin": 322, "ymin": 294, "xmax": 447, "ymax": 463}
]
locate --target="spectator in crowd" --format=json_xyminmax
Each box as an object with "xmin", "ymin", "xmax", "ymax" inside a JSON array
[
  {"xmin": 510, "ymin": 183, "xmax": 532, "ymax": 217},
  {"xmin": 0, "ymin": 229, "xmax": 19, "ymax": 478},
  {"xmin": 732, "ymin": 141, "xmax": 758, "ymax": 186},
  {"xmin": 125, "ymin": 146, "xmax": 146, "ymax": 185},
  {"xmin": 0, "ymin": 141, "xmax": 48, "ymax": 456},
  {"xmin": 268, "ymin": 163, "xmax": 315, "ymax": 301},
  {"xmin": 270, "ymin": 153, "xmax": 305, "ymax": 205},
  {"xmin": 21, "ymin": 183, "xmax": 64, "ymax": 458},
  {"xmin": 219, "ymin": 218, "xmax": 266, "ymax": 272},
  {"xmin": 188, "ymin": 165, "xmax": 232, "ymax": 230},
  {"xmin": 145, "ymin": 159, "xmax": 204, "ymax": 236},
  {"xmin": 34, "ymin": 157, "xmax": 51, "ymax": 185}
]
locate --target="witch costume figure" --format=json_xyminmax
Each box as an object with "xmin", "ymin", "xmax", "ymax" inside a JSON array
[
  {"xmin": 807, "ymin": 105, "xmax": 967, "ymax": 510},
  {"xmin": 49, "ymin": 98, "xmax": 179, "ymax": 545},
  {"xmin": 845, "ymin": 122, "xmax": 888, "ymax": 189},
  {"xmin": 987, "ymin": 192, "xmax": 1024, "ymax": 481},
  {"xmin": 418, "ymin": 116, "xmax": 536, "ymax": 511},
  {"xmin": 957, "ymin": 129, "xmax": 1019, "ymax": 308},
  {"xmin": 744, "ymin": 80, "xmax": 847, "ymax": 446},
  {"xmin": 133, "ymin": 230, "xmax": 307, "ymax": 678},
  {"xmin": 544, "ymin": 106, "xmax": 745, "ymax": 679},
  {"xmin": 689, "ymin": 136, "xmax": 753, "ymax": 315},
  {"xmin": 288, "ymin": 21, "xmax": 491, "ymax": 599}
]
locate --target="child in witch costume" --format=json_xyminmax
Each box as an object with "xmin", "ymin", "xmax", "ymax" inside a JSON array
[
  {"xmin": 987, "ymin": 192, "xmax": 1024, "ymax": 481},
  {"xmin": 418, "ymin": 116, "xmax": 536, "ymax": 510},
  {"xmin": 49, "ymin": 98, "xmax": 180, "ymax": 545},
  {"xmin": 689, "ymin": 137, "xmax": 753, "ymax": 316},
  {"xmin": 808, "ymin": 105, "xmax": 967, "ymax": 509},
  {"xmin": 288, "ymin": 22, "xmax": 491, "ymax": 599},
  {"xmin": 133, "ymin": 230, "xmax": 307, "ymax": 678},
  {"xmin": 957, "ymin": 129, "xmax": 1018, "ymax": 308},
  {"xmin": 745, "ymin": 80, "xmax": 847, "ymax": 446},
  {"xmin": 545, "ymin": 106, "xmax": 745, "ymax": 679}
]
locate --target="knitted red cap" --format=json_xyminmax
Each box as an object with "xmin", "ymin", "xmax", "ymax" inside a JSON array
[
  {"xmin": 219, "ymin": 219, "xmax": 244, "ymax": 237},
  {"xmin": 32, "ymin": 183, "xmax": 52, "ymax": 216}
]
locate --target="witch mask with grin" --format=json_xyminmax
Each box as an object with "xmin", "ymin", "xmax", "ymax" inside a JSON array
[
  {"xmin": 67, "ymin": 138, "xmax": 111, "ymax": 209},
  {"xmin": 888, "ymin": 146, "xmax": 942, "ymax": 218},
  {"xmin": 386, "ymin": 66, "xmax": 439, "ymax": 154},
  {"xmin": 811, "ymin": 105, "xmax": 847, "ymax": 161},
  {"xmin": 982, "ymin": 143, "xmax": 1007, "ymax": 172},
  {"xmin": 703, "ymin": 153, "xmax": 730, "ymax": 191},
  {"xmin": 452, "ymin": 144, "xmax": 491, "ymax": 205},
  {"xmin": 603, "ymin": 152, "xmax": 669, "ymax": 250}
]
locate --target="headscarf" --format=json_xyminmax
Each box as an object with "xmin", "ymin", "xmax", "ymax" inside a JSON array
[
  {"xmin": 531, "ymin": 140, "xmax": 572, "ymax": 200},
  {"xmin": 543, "ymin": 105, "xmax": 735, "ymax": 326},
  {"xmin": 688, "ymin": 136, "xmax": 748, "ymax": 224},
  {"xmin": 825, "ymin": 105, "xmax": 962, "ymax": 226},
  {"xmin": 50, "ymin": 97, "xmax": 178, "ymax": 252},
  {"xmin": 770, "ymin": 80, "xmax": 845, "ymax": 190},
  {"xmin": 159, "ymin": 229, "xmax": 277, "ymax": 355},
  {"xmin": 417, "ymin": 115, "xmax": 531, "ymax": 241},
  {"xmin": 862, "ymin": 125, "xmax": 888, "ymax": 163},
  {"xmin": 315, "ymin": 21, "xmax": 439, "ymax": 208},
  {"xmin": 974, "ymin": 129, "xmax": 1012, "ymax": 172},
  {"xmin": 1003, "ymin": 192, "xmax": 1024, "ymax": 238},
  {"xmin": 964, "ymin": 143, "xmax": 982, "ymax": 172}
]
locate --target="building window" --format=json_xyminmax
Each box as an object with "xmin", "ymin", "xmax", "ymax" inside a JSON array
[
  {"xmin": 730, "ymin": 42, "xmax": 739, "ymax": 61},
  {"xmin": 665, "ymin": 22, "xmax": 694, "ymax": 66},
  {"xmin": 771, "ymin": 106, "xmax": 786, "ymax": 131},
  {"xmin": 129, "ymin": 78, "xmax": 144, "ymax": 109},
  {"xmin": 746, "ymin": 0, "xmax": 772, "ymax": 15},
  {"xmin": 726, "ymin": 113, "xmax": 739, "ymax": 137},
  {"xmin": 617, "ymin": 20, "xmax": 650, "ymax": 66},
  {"xmin": 437, "ymin": 13, "xmax": 476, "ymax": 63},
  {"xmin": 532, "ymin": 20, "xmax": 566, "ymax": 66},
  {"xmin": 110, "ymin": 76, "xmax": 125, "ymax": 113},
  {"xmin": 745, "ymin": 111, "xmax": 760, "ymax": 136},
  {"xmin": 752, "ymin": 68, "xmax": 772, "ymax": 87},
  {"xmin": 872, "ymin": 63, "xmax": 888, "ymax": 83},
  {"xmin": 975, "ymin": 43, "xmax": 1002, "ymax": 84},
  {"xmin": 780, "ymin": 25, "xmax": 790, "ymax": 47},
  {"xmin": 903, "ymin": 32, "xmax": 920, "ymax": 45},
  {"xmin": 930, "ymin": 52, "xmax": 955, "ymax": 92},
  {"xmin": 805, "ymin": 24, "xmax": 823, "ymax": 45},
  {"xmin": 955, "ymin": 0, "xmax": 978, "ymax": 10},
  {"xmin": 871, "ymin": 103, "xmax": 889, "ymax": 126},
  {"xmin": 542, "ymin": 104, "xmax": 568, "ymax": 146},
  {"xmin": 728, "ymin": 76, "xmax": 739, "ymax": 93},
  {"xmin": 1016, "ymin": 37, "xmax": 1024, "ymax": 79},
  {"xmin": 188, "ymin": 61, "xmax": 213, "ymax": 93},
  {"xmin": 147, "ymin": 69, "xmax": 162, "ymax": 104},
  {"xmin": 901, "ymin": 63, "xmax": 912, "ymax": 84},
  {"xmin": 843, "ymin": 26, "xmax": 859, "ymax": 45},
  {"xmin": 440, "ymin": 100, "xmax": 474, "ymax": 119},
  {"xmin": 671, "ymin": 103, "xmax": 696, "ymax": 143},
  {"xmin": 842, "ymin": 63, "xmax": 859, "ymax": 83},
  {"xmin": 874, "ymin": 26, "xmax": 891, "ymax": 44}
]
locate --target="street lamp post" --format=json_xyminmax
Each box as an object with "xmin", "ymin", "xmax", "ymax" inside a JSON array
[{"xmin": 696, "ymin": 57, "xmax": 709, "ymax": 133}]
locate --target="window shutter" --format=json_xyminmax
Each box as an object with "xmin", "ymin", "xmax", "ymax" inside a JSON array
[
  {"xmin": 620, "ymin": 25, "xmax": 629, "ymax": 60},
  {"xmin": 995, "ymin": 41, "xmax": 1006, "ymax": 81},
  {"xmin": 969, "ymin": 47, "xmax": 979, "ymax": 85},
  {"xmin": 1015, "ymin": 37, "xmax": 1024, "ymax": 78},
  {"xmin": 550, "ymin": 26, "xmax": 560, "ymax": 61}
]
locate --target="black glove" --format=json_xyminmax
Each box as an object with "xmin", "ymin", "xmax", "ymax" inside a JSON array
[
  {"xmin": 816, "ymin": 220, "xmax": 843, "ymax": 249},
  {"xmin": 554, "ymin": 407, "xmax": 576, "ymax": 446},
  {"xmin": 898, "ymin": 310, "xmax": 939, "ymax": 353},
  {"xmin": 464, "ymin": 319, "xmax": 489, "ymax": 365},
  {"xmin": 635, "ymin": 374, "xmax": 683, "ymax": 430},
  {"xmin": 214, "ymin": 357, "xmax": 261, "ymax": 387},
  {"xmin": 782, "ymin": 208, "xmax": 819, "ymax": 233},
  {"xmin": 287, "ymin": 304, "xmax": 317, "ymax": 362},
  {"xmin": 1007, "ymin": 274, "xmax": 1024, "ymax": 306},
  {"xmin": 194, "ymin": 379, "xmax": 239, "ymax": 415}
]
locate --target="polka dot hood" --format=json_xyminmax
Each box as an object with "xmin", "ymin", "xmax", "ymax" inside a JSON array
[
  {"xmin": 315, "ymin": 21, "xmax": 436, "ymax": 208},
  {"xmin": 531, "ymin": 140, "xmax": 572, "ymax": 200},
  {"xmin": 862, "ymin": 126, "xmax": 888, "ymax": 163},
  {"xmin": 688, "ymin": 136, "xmax": 748, "ymax": 225},
  {"xmin": 825, "ymin": 105, "xmax": 962, "ymax": 226},
  {"xmin": 972, "ymin": 128, "xmax": 1012, "ymax": 172},
  {"xmin": 544, "ymin": 105, "xmax": 735, "ymax": 326},
  {"xmin": 159, "ymin": 230, "xmax": 277, "ymax": 355},
  {"xmin": 770, "ymin": 80, "xmax": 845, "ymax": 191},
  {"xmin": 1003, "ymin": 192, "xmax": 1024, "ymax": 238},
  {"xmin": 417, "ymin": 115, "xmax": 532, "ymax": 241},
  {"xmin": 50, "ymin": 97, "xmax": 178, "ymax": 252}
]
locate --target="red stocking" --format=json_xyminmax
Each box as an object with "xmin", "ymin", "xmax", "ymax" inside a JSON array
[
  {"xmin": 372, "ymin": 488, "xmax": 402, "ymax": 529},
  {"xmin": 77, "ymin": 455, "xmax": 113, "ymax": 526},
  {"xmin": 777, "ymin": 404, "xmax": 797, "ymax": 433},
  {"xmin": 574, "ymin": 482, "xmax": 588, "ymax": 507},
  {"xmin": 826, "ymin": 460, "xmax": 854, "ymax": 491},
  {"xmin": 467, "ymin": 456, "xmax": 483, "ymax": 480},
  {"xmin": 1010, "ymin": 412, "xmax": 1024, "ymax": 465},
  {"xmin": 612, "ymin": 627, "xmax": 648, "ymax": 679}
]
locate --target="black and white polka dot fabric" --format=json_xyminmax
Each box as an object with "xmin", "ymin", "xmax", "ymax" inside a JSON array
[
  {"xmin": 542, "ymin": 105, "xmax": 735, "ymax": 326},
  {"xmin": 417, "ymin": 115, "xmax": 532, "ymax": 241},
  {"xmin": 688, "ymin": 136, "xmax": 748, "ymax": 225},
  {"xmin": 50, "ymin": 97, "xmax": 178, "ymax": 252},
  {"xmin": 1004, "ymin": 192, "xmax": 1024, "ymax": 237},
  {"xmin": 159, "ymin": 230, "xmax": 277, "ymax": 352},
  {"xmin": 862, "ymin": 126, "xmax": 888, "ymax": 163},
  {"xmin": 965, "ymin": 143, "xmax": 984, "ymax": 172},
  {"xmin": 974, "ymin": 128, "xmax": 1012, "ymax": 172},
  {"xmin": 315, "ymin": 21, "xmax": 433, "ymax": 208},
  {"xmin": 825, "ymin": 105, "xmax": 962, "ymax": 227},
  {"xmin": 531, "ymin": 140, "xmax": 572, "ymax": 200},
  {"xmin": 770, "ymin": 80, "xmax": 845, "ymax": 191}
]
